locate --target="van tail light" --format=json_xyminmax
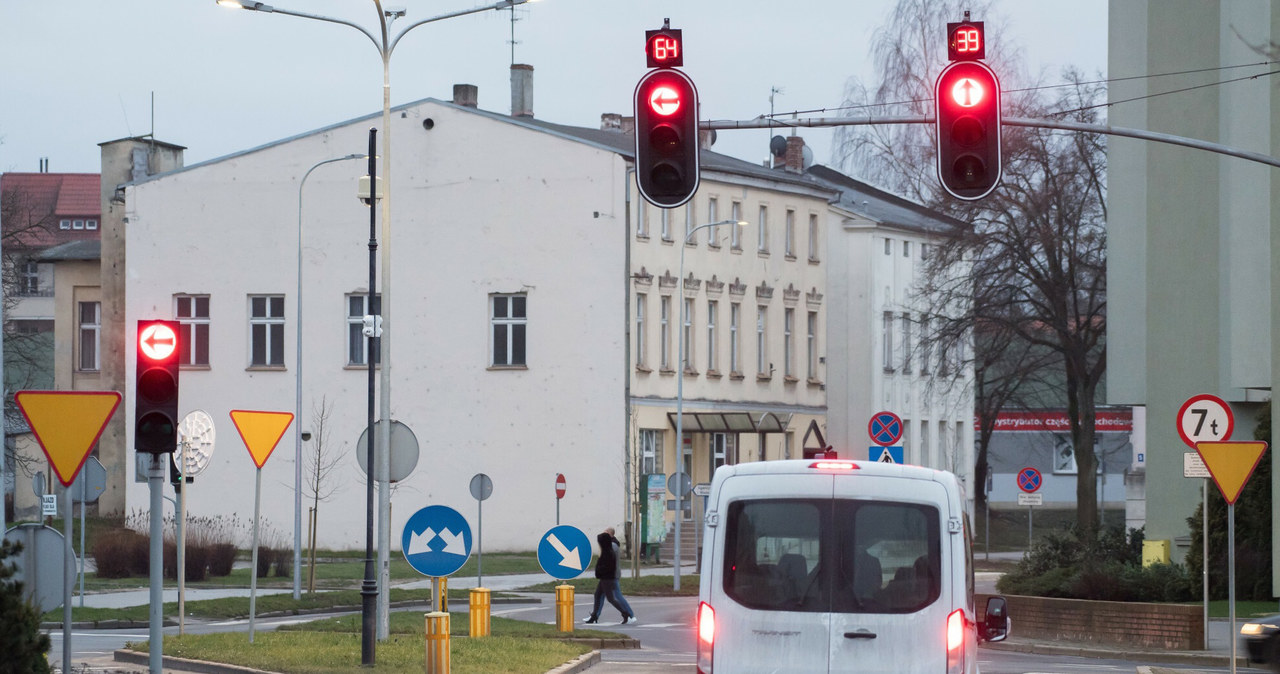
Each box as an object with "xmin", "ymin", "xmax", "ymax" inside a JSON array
[
  {"xmin": 946, "ymin": 608, "xmax": 965, "ymax": 673},
  {"xmin": 809, "ymin": 460, "xmax": 859, "ymax": 471},
  {"xmin": 696, "ymin": 601, "xmax": 715, "ymax": 673}
]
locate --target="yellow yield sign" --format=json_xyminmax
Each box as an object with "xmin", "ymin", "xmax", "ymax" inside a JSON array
[
  {"xmin": 15, "ymin": 390, "xmax": 121, "ymax": 486},
  {"xmin": 230, "ymin": 410, "xmax": 294, "ymax": 469},
  {"xmin": 1195, "ymin": 440, "xmax": 1268, "ymax": 505}
]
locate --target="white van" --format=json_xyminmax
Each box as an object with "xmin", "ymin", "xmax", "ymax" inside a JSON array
[{"xmin": 696, "ymin": 459, "xmax": 1008, "ymax": 674}]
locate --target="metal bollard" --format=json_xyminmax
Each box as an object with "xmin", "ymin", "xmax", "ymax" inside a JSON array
[
  {"xmin": 469, "ymin": 587, "xmax": 491, "ymax": 637},
  {"xmin": 555, "ymin": 584, "xmax": 575, "ymax": 633},
  {"xmin": 425, "ymin": 611, "xmax": 451, "ymax": 674},
  {"xmin": 434, "ymin": 576, "xmax": 449, "ymax": 612}
]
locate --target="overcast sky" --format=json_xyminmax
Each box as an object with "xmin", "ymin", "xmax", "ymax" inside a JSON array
[{"xmin": 0, "ymin": 0, "xmax": 1106, "ymax": 176}]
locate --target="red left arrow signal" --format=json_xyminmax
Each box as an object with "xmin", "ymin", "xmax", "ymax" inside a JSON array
[
  {"xmin": 139, "ymin": 324, "xmax": 178, "ymax": 361},
  {"xmin": 649, "ymin": 86, "xmax": 682, "ymax": 116}
]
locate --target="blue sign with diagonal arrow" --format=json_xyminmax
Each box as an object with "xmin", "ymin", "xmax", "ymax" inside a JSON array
[
  {"xmin": 537, "ymin": 525, "xmax": 592, "ymax": 580},
  {"xmin": 401, "ymin": 505, "xmax": 472, "ymax": 577}
]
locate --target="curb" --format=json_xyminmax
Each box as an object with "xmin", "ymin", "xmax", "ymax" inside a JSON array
[
  {"xmin": 114, "ymin": 649, "xmax": 279, "ymax": 674},
  {"xmin": 983, "ymin": 640, "xmax": 1250, "ymax": 668},
  {"xmin": 545, "ymin": 650, "xmax": 601, "ymax": 674}
]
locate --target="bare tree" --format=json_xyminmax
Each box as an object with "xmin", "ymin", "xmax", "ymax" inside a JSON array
[
  {"xmin": 304, "ymin": 396, "xmax": 344, "ymax": 593},
  {"xmin": 836, "ymin": 0, "xmax": 1109, "ymax": 537}
]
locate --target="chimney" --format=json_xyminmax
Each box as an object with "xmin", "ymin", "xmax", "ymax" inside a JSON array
[
  {"xmin": 452, "ymin": 84, "xmax": 478, "ymax": 108},
  {"xmin": 601, "ymin": 113, "xmax": 622, "ymax": 131},
  {"xmin": 784, "ymin": 135, "xmax": 805, "ymax": 174},
  {"xmin": 510, "ymin": 64, "xmax": 534, "ymax": 118}
]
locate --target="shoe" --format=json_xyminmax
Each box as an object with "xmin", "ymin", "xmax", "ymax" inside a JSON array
[
  {"xmin": 620, "ymin": 615, "xmax": 635, "ymax": 625},
  {"xmin": 582, "ymin": 617, "xmax": 597, "ymax": 624}
]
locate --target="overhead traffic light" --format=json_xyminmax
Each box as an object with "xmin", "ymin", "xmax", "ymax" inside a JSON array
[
  {"xmin": 135, "ymin": 320, "xmax": 180, "ymax": 454},
  {"xmin": 934, "ymin": 56, "xmax": 1001, "ymax": 200},
  {"xmin": 635, "ymin": 22, "xmax": 699, "ymax": 208}
]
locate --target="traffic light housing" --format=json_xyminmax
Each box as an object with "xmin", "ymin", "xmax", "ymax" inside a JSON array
[
  {"xmin": 634, "ymin": 68, "xmax": 700, "ymax": 208},
  {"xmin": 935, "ymin": 60, "xmax": 1001, "ymax": 201},
  {"xmin": 135, "ymin": 319, "xmax": 180, "ymax": 454}
]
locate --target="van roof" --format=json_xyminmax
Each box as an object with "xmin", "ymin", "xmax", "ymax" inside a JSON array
[{"xmin": 717, "ymin": 459, "xmax": 955, "ymax": 484}]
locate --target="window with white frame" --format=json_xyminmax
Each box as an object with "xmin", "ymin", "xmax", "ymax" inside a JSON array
[
  {"xmin": 882, "ymin": 311, "xmax": 895, "ymax": 371},
  {"xmin": 20, "ymin": 260, "xmax": 39, "ymax": 295},
  {"xmin": 903, "ymin": 241, "xmax": 912, "ymax": 257},
  {"xmin": 806, "ymin": 311, "xmax": 818, "ymax": 379},
  {"xmin": 884, "ymin": 238, "xmax": 892, "ymax": 255},
  {"xmin": 660, "ymin": 295, "xmax": 672, "ymax": 370},
  {"xmin": 756, "ymin": 306, "xmax": 768, "ymax": 375},
  {"xmin": 920, "ymin": 316, "xmax": 931, "ymax": 374},
  {"xmin": 636, "ymin": 294, "xmax": 647, "ymax": 368},
  {"xmin": 706, "ymin": 300, "xmax": 718, "ymax": 372},
  {"xmin": 175, "ymin": 294, "xmax": 211, "ymax": 366},
  {"xmin": 731, "ymin": 202, "xmax": 742, "ymax": 250},
  {"xmin": 78, "ymin": 301, "xmax": 100, "ymax": 372},
  {"xmin": 636, "ymin": 199, "xmax": 648, "ymax": 237},
  {"xmin": 346, "ymin": 294, "xmax": 381, "ymax": 366},
  {"xmin": 757, "ymin": 205, "xmax": 769, "ymax": 253},
  {"xmin": 661, "ymin": 208, "xmax": 672, "ymax": 241},
  {"xmin": 640, "ymin": 429, "xmax": 663, "ymax": 474},
  {"xmin": 72, "ymin": 219, "xmax": 84, "ymax": 230},
  {"xmin": 87, "ymin": 219, "xmax": 98, "ymax": 230},
  {"xmin": 901, "ymin": 312, "xmax": 913, "ymax": 374},
  {"xmin": 783, "ymin": 308, "xmax": 794, "ymax": 378},
  {"xmin": 785, "ymin": 209, "xmax": 795, "ymax": 257},
  {"xmin": 703, "ymin": 198, "xmax": 716, "ymax": 246},
  {"xmin": 59, "ymin": 219, "xmax": 71, "ymax": 230},
  {"xmin": 730, "ymin": 302, "xmax": 741, "ymax": 373},
  {"xmin": 808, "ymin": 213, "xmax": 820, "ymax": 261},
  {"xmin": 711, "ymin": 433, "xmax": 731, "ymax": 472},
  {"xmin": 490, "ymin": 293, "xmax": 527, "ymax": 367},
  {"xmin": 249, "ymin": 295, "xmax": 285, "ymax": 367},
  {"xmin": 682, "ymin": 297, "xmax": 695, "ymax": 372}
]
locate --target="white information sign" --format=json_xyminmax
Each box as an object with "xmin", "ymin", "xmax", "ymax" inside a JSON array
[
  {"xmin": 1017, "ymin": 492, "xmax": 1043, "ymax": 507},
  {"xmin": 1184, "ymin": 451, "xmax": 1211, "ymax": 479},
  {"xmin": 41, "ymin": 494, "xmax": 58, "ymax": 516}
]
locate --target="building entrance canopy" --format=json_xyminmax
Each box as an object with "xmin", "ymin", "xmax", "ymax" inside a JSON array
[{"xmin": 665, "ymin": 411, "xmax": 793, "ymax": 434}]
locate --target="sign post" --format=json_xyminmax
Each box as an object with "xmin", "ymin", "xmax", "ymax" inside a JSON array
[
  {"xmin": 1195, "ymin": 439, "xmax": 1266, "ymax": 674},
  {"xmin": 554, "ymin": 473, "xmax": 566, "ymax": 525},
  {"xmin": 230, "ymin": 409, "xmax": 294, "ymax": 643},
  {"xmin": 1016, "ymin": 467, "xmax": 1042, "ymax": 547},
  {"xmin": 470, "ymin": 474, "xmax": 493, "ymax": 587},
  {"xmin": 1178, "ymin": 393, "xmax": 1234, "ymax": 644}
]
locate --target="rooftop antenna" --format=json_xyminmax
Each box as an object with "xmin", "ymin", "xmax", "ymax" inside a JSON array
[
  {"xmin": 769, "ymin": 86, "xmax": 784, "ymax": 161},
  {"xmin": 508, "ymin": 4, "xmax": 524, "ymax": 66}
]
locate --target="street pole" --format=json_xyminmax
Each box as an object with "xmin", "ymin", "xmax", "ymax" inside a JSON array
[
  {"xmin": 361, "ymin": 128, "xmax": 379, "ymax": 666},
  {"xmin": 147, "ymin": 454, "xmax": 164, "ymax": 674}
]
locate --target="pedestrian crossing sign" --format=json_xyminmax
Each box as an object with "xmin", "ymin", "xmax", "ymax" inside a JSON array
[{"xmin": 870, "ymin": 446, "xmax": 904, "ymax": 464}]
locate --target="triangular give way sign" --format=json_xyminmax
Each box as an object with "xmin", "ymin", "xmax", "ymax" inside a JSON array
[
  {"xmin": 230, "ymin": 409, "xmax": 293, "ymax": 469},
  {"xmin": 1195, "ymin": 440, "xmax": 1268, "ymax": 505},
  {"xmin": 15, "ymin": 390, "xmax": 121, "ymax": 487}
]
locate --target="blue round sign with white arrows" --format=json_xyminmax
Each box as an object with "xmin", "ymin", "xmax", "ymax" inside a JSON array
[
  {"xmin": 401, "ymin": 505, "xmax": 472, "ymax": 577},
  {"xmin": 537, "ymin": 525, "xmax": 593, "ymax": 580}
]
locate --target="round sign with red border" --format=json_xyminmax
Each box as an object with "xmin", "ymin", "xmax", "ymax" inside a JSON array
[
  {"xmin": 868, "ymin": 411, "xmax": 904, "ymax": 446},
  {"xmin": 1017, "ymin": 467, "xmax": 1042, "ymax": 493},
  {"xmin": 554, "ymin": 473, "xmax": 566, "ymax": 500},
  {"xmin": 1177, "ymin": 394, "xmax": 1234, "ymax": 449}
]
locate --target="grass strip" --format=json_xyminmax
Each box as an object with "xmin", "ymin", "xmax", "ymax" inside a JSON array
[
  {"xmin": 280, "ymin": 610, "xmax": 619, "ymax": 639},
  {"xmin": 519, "ymin": 574, "xmax": 699, "ymax": 596}
]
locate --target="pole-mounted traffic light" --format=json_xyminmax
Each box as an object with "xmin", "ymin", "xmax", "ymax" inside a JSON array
[
  {"xmin": 935, "ymin": 18, "xmax": 1001, "ymax": 201},
  {"xmin": 135, "ymin": 319, "xmax": 180, "ymax": 454},
  {"xmin": 635, "ymin": 22, "xmax": 699, "ymax": 208}
]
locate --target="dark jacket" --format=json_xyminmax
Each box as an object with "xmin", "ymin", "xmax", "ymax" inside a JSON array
[{"xmin": 594, "ymin": 532, "xmax": 620, "ymax": 579}]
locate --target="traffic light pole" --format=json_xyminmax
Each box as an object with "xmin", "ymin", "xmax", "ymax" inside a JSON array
[
  {"xmin": 701, "ymin": 115, "xmax": 1280, "ymax": 170},
  {"xmin": 147, "ymin": 454, "xmax": 164, "ymax": 674},
  {"xmin": 361, "ymin": 128, "xmax": 379, "ymax": 666}
]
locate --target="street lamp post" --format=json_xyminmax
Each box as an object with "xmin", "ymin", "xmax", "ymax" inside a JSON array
[
  {"xmin": 219, "ymin": 0, "xmax": 532, "ymax": 639},
  {"xmin": 295, "ymin": 153, "xmax": 364, "ymax": 601},
  {"xmin": 673, "ymin": 219, "xmax": 745, "ymax": 591}
]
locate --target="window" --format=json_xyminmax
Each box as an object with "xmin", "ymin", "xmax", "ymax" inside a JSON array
[
  {"xmin": 636, "ymin": 199, "xmax": 648, "ymax": 237},
  {"xmin": 490, "ymin": 293, "xmax": 527, "ymax": 367},
  {"xmin": 636, "ymin": 294, "xmax": 647, "ymax": 368},
  {"xmin": 59, "ymin": 219, "xmax": 71, "ymax": 230},
  {"xmin": 901, "ymin": 313, "xmax": 912, "ymax": 374},
  {"xmin": 72, "ymin": 219, "xmax": 84, "ymax": 230},
  {"xmin": 806, "ymin": 311, "xmax": 818, "ymax": 380},
  {"xmin": 721, "ymin": 499, "xmax": 940, "ymax": 614},
  {"xmin": 757, "ymin": 205, "xmax": 769, "ymax": 253},
  {"xmin": 783, "ymin": 308, "xmax": 794, "ymax": 378},
  {"xmin": 660, "ymin": 296, "xmax": 672, "ymax": 370},
  {"xmin": 884, "ymin": 238, "xmax": 892, "ymax": 255},
  {"xmin": 730, "ymin": 302, "xmax": 741, "ymax": 373},
  {"xmin": 175, "ymin": 294, "xmax": 211, "ymax": 366},
  {"xmin": 249, "ymin": 295, "xmax": 285, "ymax": 367},
  {"xmin": 86, "ymin": 219, "xmax": 98, "ymax": 230},
  {"xmin": 707, "ymin": 300, "xmax": 718, "ymax": 372},
  {"xmin": 731, "ymin": 202, "xmax": 742, "ymax": 250},
  {"xmin": 808, "ymin": 214, "xmax": 820, "ymax": 261},
  {"xmin": 346, "ymin": 294, "xmax": 381, "ymax": 366},
  {"xmin": 640, "ymin": 429, "xmax": 663, "ymax": 474},
  {"xmin": 785, "ymin": 209, "xmax": 795, "ymax": 257},
  {"xmin": 920, "ymin": 316, "xmax": 931, "ymax": 374},
  {"xmin": 711, "ymin": 433, "xmax": 731, "ymax": 472},
  {"xmin": 922, "ymin": 243, "xmax": 931, "ymax": 260},
  {"xmin": 78, "ymin": 301, "xmax": 100, "ymax": 372},
  {"xmin": 19, "ymin": 260, "xmax": 39, "ymax": 295},
  {"xmin": 903, "ymin": 241, "xmax": 912, "ymax": 257},
  {"xmin": 756, "ymin": 306, "xmax": 768, "ymax": 376},
  {"xmin": 882, "ymin": 311, "xmax": 894, "ymax": 371},
  {"xmin": 704, "ymin": 198, "xmax": 717, "ymax": 246},
  {"xmin": 682, "ymin": 297, "xmax": 694, "ymax": 372},
  {"xmin": 661, "ymin": 208, "xmax": 672, "ymax": 242}
]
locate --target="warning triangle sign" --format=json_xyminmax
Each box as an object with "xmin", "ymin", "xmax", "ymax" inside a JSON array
[
  {"xmin": 1195, "ymin": 440, "xmax": 1268, "ymax": 505},
  {"xmin": 15, "ymin": 391, "xmax": 121, "ymax": 487},
  {"xmin": 230, "ymin": 410, "xmax": 294, "ymax": 469}
]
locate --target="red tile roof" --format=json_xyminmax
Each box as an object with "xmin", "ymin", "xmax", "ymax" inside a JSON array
[{"xmin": 0, "ymin": 173, "xmax": 101, "ymax": 248}]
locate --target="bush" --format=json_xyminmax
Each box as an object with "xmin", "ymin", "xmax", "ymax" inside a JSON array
[
  {"xmin": 91, "ymin": 529, "xmax": 149, "ymax": 579},
  {"xmin": 207, "ymin": 543, "xmax": 237, "ymax": 577},
  {"xmin": 0, "ymin": 539, "xmax": 51, "ymax": 673},
  {"xmin": 997, "ymin": 525, "xmax": 1192, "ymax": 602}
]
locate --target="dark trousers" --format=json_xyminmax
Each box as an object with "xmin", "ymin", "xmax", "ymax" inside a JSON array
[{"xmin": 590, "ymin": 578, "xmax": 634, "ymax": 619}]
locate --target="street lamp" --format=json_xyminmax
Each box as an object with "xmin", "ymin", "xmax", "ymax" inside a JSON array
[
  {"xmin": 294, "ymin": 153, "xmax": 364, "ymax": 601},
  {"xmin": 673, "ymin": 218, "xmax": 745, "ymax": 591},
  {"xmin": 220, "ymin": 0, "xmax": 533, "ymax": 642}
]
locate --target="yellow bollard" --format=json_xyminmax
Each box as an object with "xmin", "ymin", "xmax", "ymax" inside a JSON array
[
  {"xmin": 469, "ymin": 587, "xmax": 491, "ymax": 637},
  {"xmin": 425, "ymin": 611, "xmax": 451, "ymax": 674},
  {"xmin": 555, "ymin": 584, "xmax": 575, "ymax": 633}
]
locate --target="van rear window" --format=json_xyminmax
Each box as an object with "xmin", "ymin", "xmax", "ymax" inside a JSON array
[{"xmin": 723, "ymin": 499, "xmax": 941, "ymax": 614}]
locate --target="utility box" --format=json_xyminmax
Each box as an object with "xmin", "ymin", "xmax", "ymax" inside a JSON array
[{"xmin": 1142, "ymin": 539, "xmax": 1170, "ymax": 567}]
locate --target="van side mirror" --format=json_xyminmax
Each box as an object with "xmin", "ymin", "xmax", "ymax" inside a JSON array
[{"xmin": 979, "ymin": 596, "xmax": 1009, "ymax": 643}]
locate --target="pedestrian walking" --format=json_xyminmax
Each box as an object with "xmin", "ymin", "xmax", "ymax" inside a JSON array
[{"xmin": 582, "ymin": 527, "xmax": 636, "ymax": 625}]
